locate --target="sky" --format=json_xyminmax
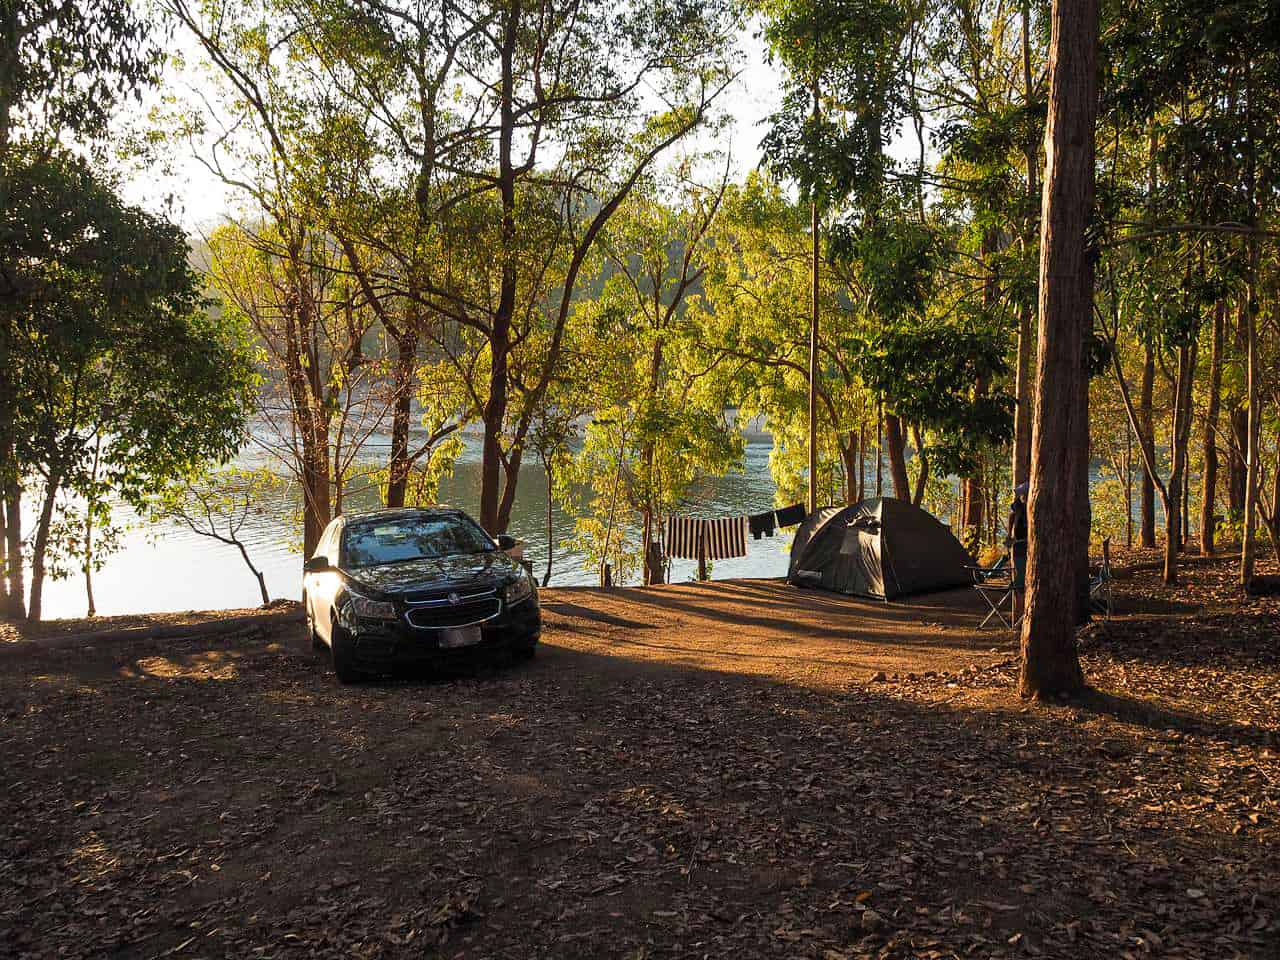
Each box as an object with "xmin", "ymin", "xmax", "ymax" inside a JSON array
[{"xmin": 122, "ymin": 22, "xmax": 789, "ymax": 234}]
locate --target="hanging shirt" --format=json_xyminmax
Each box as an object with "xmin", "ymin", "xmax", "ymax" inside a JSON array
[
  {"xmin": 748, "ymin": 511, "xmax": 776, "ymax": 540},
  {"xmin": 774, "ymin": 503, "xmax": 807, "ymax": 528},
  {"xmin": 703, "ymin": 516, "xmax": 748, "ymax": 560}
]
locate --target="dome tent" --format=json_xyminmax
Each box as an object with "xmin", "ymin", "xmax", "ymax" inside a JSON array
[{"xmin": 787, "ymin": 497, "xmax": 974, "ymax": 601}]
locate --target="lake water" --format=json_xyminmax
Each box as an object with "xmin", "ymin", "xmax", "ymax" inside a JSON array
[
  {"xmin": 35, "ymin": 431, "xmax": 796, "ymax": 620},
  {"xmin": 32, "ymin": 424, "xmax": 1160, "ymax": 621}
]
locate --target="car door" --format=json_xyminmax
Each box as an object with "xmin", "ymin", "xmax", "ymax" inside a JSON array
[{"xmin": 306, "ymin": 520, "xmax": 342, "ymax": 645}]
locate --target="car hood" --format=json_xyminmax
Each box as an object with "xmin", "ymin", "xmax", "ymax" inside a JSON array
[{"xmin": 345, "ymin": 551, "xmax": 519, "ymax": 595}]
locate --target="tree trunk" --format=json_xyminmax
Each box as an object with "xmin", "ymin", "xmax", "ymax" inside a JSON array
[
  {"xmin": 384, "ymin": 327, "xmax": 418, "ymax": 508},
  {"xmin": 0, "ymin": 435, "xmax": 11, "ymax": 616},
  {"xmin": 1200, "ymin": 300, "xmax": 1223, "ymax": 556},
  {"xmin": 27, "ymin": 468, "xmax": 62, "ymax": 623},
  {"xmin": 1138, "ymin": 344, "xmax": 1156, "ymax": 547},
  {"xmin": 1162, "ymin": 341, "xmax": 1196, "ymax": 584},
  {"xmin": 1019, "ymin": 0, "xmax": 1097, "ymax": 701},
  {"xmin": 642, "ymin": 338, "xmax": 665, "ymax": 584},
  {"xmin": 1012, "ymin": 0, "xmax": 1039, "ymax": 490},
  {"xmin": 857, "ymin": 421, "xmax": 866, "ymax": 502},
  {"xmin": 842, "ymin": 433, "xmax": 859, "ymax": 506},
  {"xmin": 1124, "ymin": 420, "xmax": 1134, "ymax": 547},
  {"xmin": 1269, "ymin": 457, "xmax": 1280, "ymax": 566},
  {"xmin": 300, "ymin": 430, "xmax": 331, "ymax": 560},
  {"xmin": 969, "ymin": 229, "xmax": 995, "ymax": 534},
  {"xmin": 83, "ymin": 503, "xmax": 96, "ymax": 617},
  {"xmin": 910, "ymin": 424, "xmax": 928, "ymax": 507},
  {"xmin": 542, "ymin": 458, "xmax": 555, "ymax": 588},
  {"xmin": 0, "ymin": 484, "xmax": 7, "ymax": 615},
  {"xmin": 3, "ymin": 477, "xmax": 21, "ymax": 619},
  {"xmin": 1227, "ymin": 410, "xmax": 1247, "ymax": 519},
  {"xmin": 496, "ymin": 444, "xmax": 523, "ymax": 534},
  {"xmin": 884, "ymin": 413, "xmax": 910, "ymax": 501},
  {"xmin": 2, "ymin": 431, "xmax": 24, "ymax": 619},
  {"xmin": 875, "ymin": 403, "xmax": 884, "ymax": 496},
  {"xmin": 1240, "ymin": 242, "xmax": 1260, "ymax": 586},
  {"xmin": 234, "ymin": 540, "xmax": 270, "ymax": 605},
  {"xmin": 479, "ymin": 2, "xmax": 520, "ymax": 537}
]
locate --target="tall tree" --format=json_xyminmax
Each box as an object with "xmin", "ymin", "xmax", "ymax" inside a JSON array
[
  {"xmin": 4, "ymin": 148, "xmax": 253, "ymax": 621},
  {"xmin": 0, "ymin": 0, "xmax": 163, "ymax": 618},
  {"xmin": 1018, "ymin": 0, "xmax": 1097, "ymax": 700}
]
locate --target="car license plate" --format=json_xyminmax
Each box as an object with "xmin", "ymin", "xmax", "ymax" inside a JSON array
[{"xmin": 439, "ymin": 626, "xmax": 482, "ymax": 649}]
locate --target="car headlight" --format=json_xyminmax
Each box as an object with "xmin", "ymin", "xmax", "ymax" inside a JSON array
[
  {"xmin": 502, "ymin": 571, "xmax": 535, "ymax": 605},
  {"xmin": 348, "ymin": 591, "xmax": 397, "ymax": 620}
]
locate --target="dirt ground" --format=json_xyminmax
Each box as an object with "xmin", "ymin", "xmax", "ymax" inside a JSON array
[{"xmin": 1, "ymin": 559, "xmax": 1277, "ymax": 959}]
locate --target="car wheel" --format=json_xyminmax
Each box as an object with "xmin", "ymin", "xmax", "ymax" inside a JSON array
[
  {"xmin": 513, "ymin": 639, "xmax": 538, "ymax": 661},
  {"xmin": 330, "ymin": 619, "xmax": 362, "ymax": 685}
]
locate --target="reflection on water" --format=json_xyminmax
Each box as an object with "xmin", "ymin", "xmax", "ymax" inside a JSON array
[{"xmin": 36, "ymin": 432, "xmax": 793, "ymax": 619}]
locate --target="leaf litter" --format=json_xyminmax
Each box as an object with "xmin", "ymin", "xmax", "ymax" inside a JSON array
[{"xmin": 0, "ymin": 556, "xmax": 1276, "ymax": 958}]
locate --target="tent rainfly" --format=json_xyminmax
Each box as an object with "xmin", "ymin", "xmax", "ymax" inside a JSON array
[{"xmin": 787, "ymin": 497, "xmax": 974, "ymax": 600}]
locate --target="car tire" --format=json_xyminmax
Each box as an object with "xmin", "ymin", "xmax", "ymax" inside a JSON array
[
  {"xmin": 513, "ymin": 639, "xmax": 538, "ymax": 661},
  {"xmin": 330, "ymin": 619, "xmax": 362, "ymax": 684}
]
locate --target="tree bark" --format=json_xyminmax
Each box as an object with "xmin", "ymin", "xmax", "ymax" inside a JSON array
[
  {"xmin": 1162, "ymin": 340, "xmax": 1197, "ymax": 584},
  {"xmin": 1012, "ymin": 0, "xmax": 1039, "ymax": 490},
  {"xmin": 3, "ymin": 476, "xmax": 21, "ymax": 619},
  {"xmin": 235, "ymin": 540, "xmax": 270, "ymax": 605},
  {"xmin": 0, "ymin": 434, "xmax": 13, "ymax": 616},
  {"xmin": 479, "ymin": 1, "xmax": 520, "ymax": 536},
  {"xmin": 1199, "ymin": 300, "xmax": 1224, "ymax": 556},
  {"xmin": 911, "ymin": 424, "xmax": 928, "ymax": 507},
  {"xmin": 384, "ymin": 327, "xmax": 419, "ymax": 508},
  {"xmin": 642, "ymin": 337, "xmax": 665, "ymax": 585},
  {"xmin": 1137, "ymin": 344, "xmax": 1156, "ymax": 547},
  {"xmin": 1240, "ymin": 241, "xmax": 1260, "ymax": 586},
  {"xmin": 27, "ymin": 467, "xmax": 62, "ymax": 623},
  {"xmin": 542, "ymin": 457, "xmax": 555, "ymax": 587},
  {"xmin": 884, "ymin": 413, "xmax": 910, "ymax": 501},
  {"xmin": 1019, "ymin": 0, "xmax": 1097, "ymax": 701},
  {"xmin": 83, "ymin": 501, "xmax": 96, "ymax": 617},
  {"xmin": 856, "ymin": 421, "xmax": 866, "ymax": 502},
  {"xmin": 841, "ymin": 432, "xmax": 859, "ymax": 506},
  {"xmin": 968, "ymin": 229, "xmax": 995, "ymax": 535},
  {"xmin": 876, "ymin": 407, "xmax": 883, "ymax": 496}
]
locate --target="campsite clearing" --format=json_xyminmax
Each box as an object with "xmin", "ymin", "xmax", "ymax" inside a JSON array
[{"xmin": 1, "ymin": 556, "xmax": 1277, "ymax": 959}]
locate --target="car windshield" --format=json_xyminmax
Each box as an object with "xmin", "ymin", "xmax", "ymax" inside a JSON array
[{"xmin": 342, "ymin": 515, "xmax": 496, "ymax": 567}]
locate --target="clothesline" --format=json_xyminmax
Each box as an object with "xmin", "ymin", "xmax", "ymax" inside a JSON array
[{"xmin": 663, "ymin": 503, "xmax": 807, "ymax": 562}]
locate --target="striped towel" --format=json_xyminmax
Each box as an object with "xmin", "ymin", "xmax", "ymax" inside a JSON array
[
  {"xmin": 664, "ymin": 516, "xmax": 748, "ymax": 561},
  {"xmin": 703, "ymin": 516, "xmax": 747, "ymax": 560},
  {"xmin": 665, "ymin": 516, "xmax": 702, "ymax": 560}
]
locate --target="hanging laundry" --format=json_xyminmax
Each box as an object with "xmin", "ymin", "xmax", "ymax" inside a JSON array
[
  {"xmin": 703, "ymin": 516, "xmax": 748, "ymax": 560},
  {"xmin": 748, "ymin": 510, "xmax": 776, "ymax": 540},
  {"xmin": 774, "ymin": 503, "xmax": 807, "ymax": 528},
  {"xmin": 664, "ymin": 515, "xmax": 702, "ymax": 560}
]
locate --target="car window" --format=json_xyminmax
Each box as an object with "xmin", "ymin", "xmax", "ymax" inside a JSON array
[{"xmin": 342, "ymin": 515, "xmax": 496, "ymax": 567}]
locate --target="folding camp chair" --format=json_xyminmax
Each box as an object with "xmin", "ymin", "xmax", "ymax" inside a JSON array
[
  {"xmin": 966, "ymin": 556, "xmax": 1022, "ymax": 629},
  {"xmin": 1089, "ymin": 538, "xmax": 1114, "ymax": 619}
]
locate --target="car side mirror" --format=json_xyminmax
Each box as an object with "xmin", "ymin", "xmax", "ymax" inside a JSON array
[
  {"xmin": 303, "ymin": 556, "xmax": 330, "ymax": 573},
  {"xmin": 496, "ymin": 534, "xmax": 517, "ymax": 551}
]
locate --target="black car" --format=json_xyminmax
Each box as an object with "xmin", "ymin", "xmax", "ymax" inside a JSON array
[{"xmin": 301, "ymin": 507, "xmax": 541, "ymax": 683}]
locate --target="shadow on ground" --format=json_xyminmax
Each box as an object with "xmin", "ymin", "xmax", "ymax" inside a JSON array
[{"xmin": 0, "ymin": 569, "xmax": 1276, "ymax": 959}]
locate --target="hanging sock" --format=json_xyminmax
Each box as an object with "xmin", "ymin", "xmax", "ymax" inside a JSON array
[
  {"xmin": 774, "ymin": 503, "xmax": 807, "ymax": 528},
  {"xmin": 704, "ymin": 516, "xmax": 748, "ymax": 560}
]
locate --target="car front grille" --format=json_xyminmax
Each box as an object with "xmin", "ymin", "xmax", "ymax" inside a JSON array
[{"xmin": 403, "ymin": 589, "xmax": 501, "ymax": 629}]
